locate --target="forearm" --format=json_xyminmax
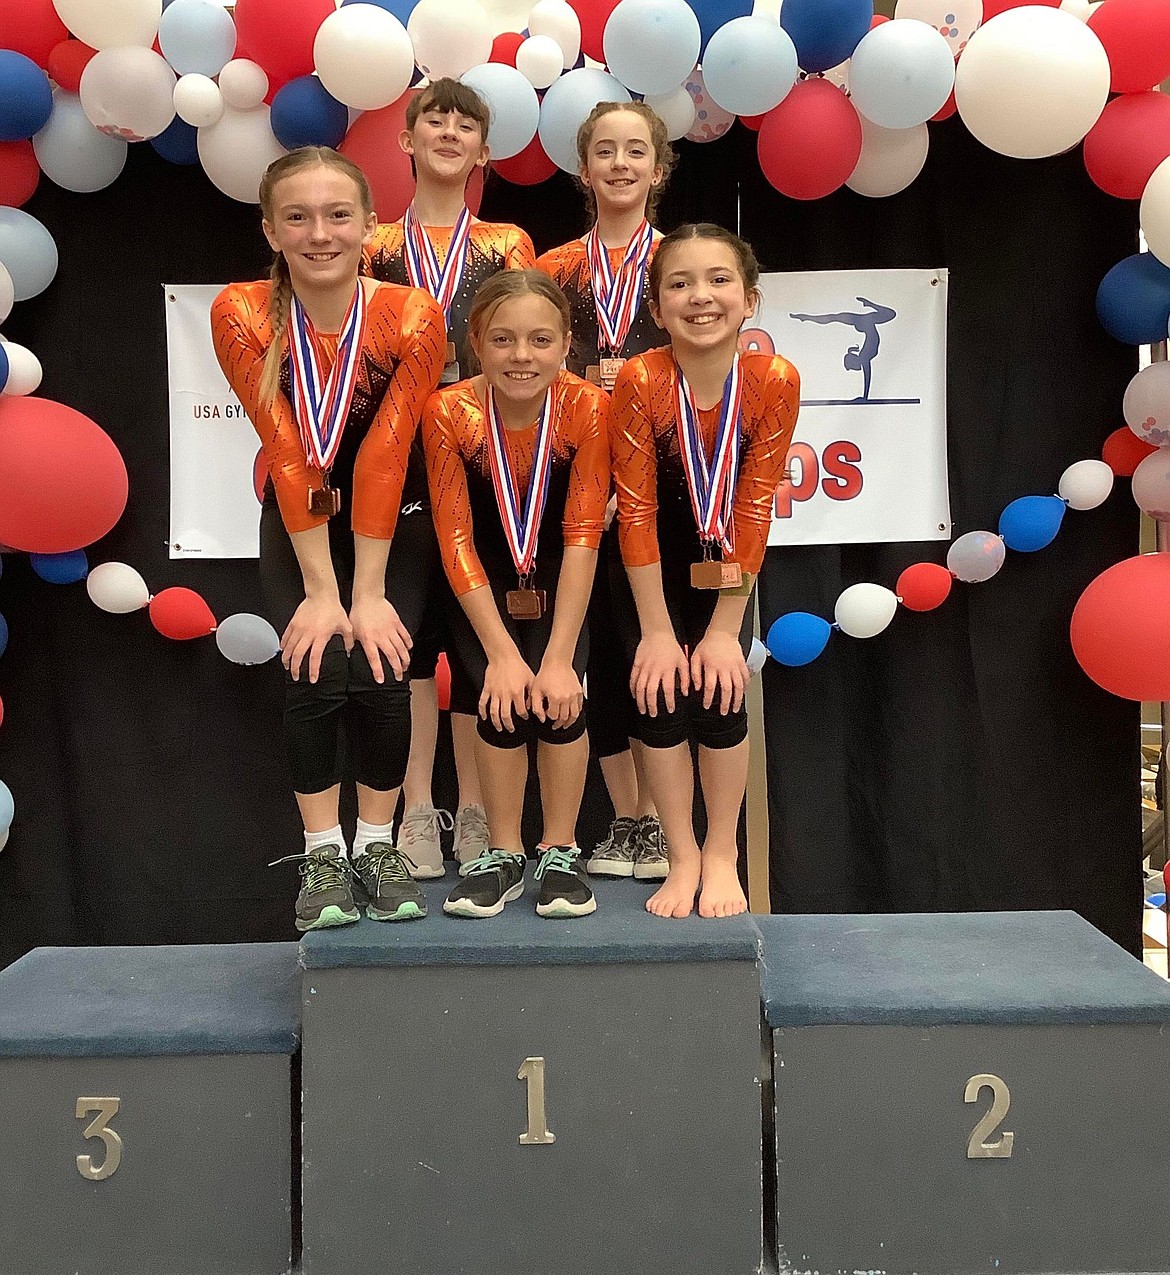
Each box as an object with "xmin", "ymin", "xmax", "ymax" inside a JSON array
[
  {"xmin": 626, "ymin": 562, "xmax": 673, "ymax": 638},
  {"xmin": 458, "ymin": 584, "xmax": 520, "ymax": 661},
  {"xmin": 352, "ymin": 533, "xmax": 391, "ymax": 601},
  {"xmin": 288, "ymin": 525, "xmax": 340, "ymax": 600},
  {"xmin": 706, "ymin": 592, "xmax": 750, "ymax": 639},
  {"xmin": 545, "ymin": 546, "xmax": 596, "ymax": 663}
]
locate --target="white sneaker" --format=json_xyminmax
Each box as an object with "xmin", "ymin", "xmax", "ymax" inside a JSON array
[
  {"xmin": 396, "ymin": 804, "xmax": 452, "ymax": 879},
  {"xmin": 453, "ymin": 805, "xmax": 491, "ymax": 876}
]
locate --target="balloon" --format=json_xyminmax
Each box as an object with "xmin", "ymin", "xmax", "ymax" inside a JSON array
[
  {"xmin": 603, "ymin": 0, "xmax": 700, "ymax": 97},
  {"xmin": 896, "ymin": 561, "xmax": 952, "ymax": 611},
  {"xmin": 1102, "ymin": 424, "xmax": 1157, "ymax": 476},
  {"xmin": 341, "ymin": 0, "xmax": 418, "ymax": 21},
  {"xmin": 492, "ymin": 130, "xmax": 557, "ymax": 184},
  {"xmin": 157, "ymin": 0, "xmax": 238, "ymax": 77},
  {"xmin": 998, "ymin": 494, "xmax": 1066, "ymax": 551},
  {"xmin": 1087, "ymin": 0, "xmax": 1170, "ymax": 92},
  {"xmin": 0, "ymin": 263, "xmax": 12, "ymax": 326},
  {"xmin": 846, "ymin": 117, "xmax": 929, "ymax": 197},
  {"xmin": 1131, "ymin": 448, "xmax": 1170, "ymax": 519},
  {"xmin": 197, "ymin": 105, "xmax": 286, "ymax": 204},
  {"xmin": 1123, "ymin": 362, "xmax": 1170, "ymax": 445},
  {"xmin": 643, "ymin": 85, "xmax": 696, "ymax": 141},
  {"xmin": 893, "ymin": 0, "xmax": 982, "ymax": 56},
  {"xmin": 757, "ymin": 78, "xmax": 862, "ymax": 200},
  {"xmin": 1141, "ymin": 156, "xmax": 1170, "ymax": 269},
  {"xmin": 931, "ymin": 87, "xmax": 957, "ymax": 121},
  {"xmin": 1083, "ymin": 93, "xmax": 1170, "ymax": 201},
  {"xmin": 0, "ymin": 397, "xmax": 127, "ymax": 553},
  {"xmin": 1058, "ymin": 458, "xmax": 1114, "ymax": 510},
  {"xmin": 689, "ymin": 0, "xmax": 754, "ymax": 54},
  {"xmin": 700, "ymin": 16, "xmax": 799, "ymax": 118},
  {"xmin": 233, "ymin": 0, "xmax": 334, "ymax": 89},
  {"xmin": 270, "ymin": 75, "xmax": 349, "ymax": 150},
  {"xmin": 568, "ymin": 0, "xmax": 621, "ymax": 62},
  {"xmin": 459, "ymin": 63, "xmax": 539, "ymax": 161},
  {"xmin": 0, "ymin": 697, "xmax": 4, "ymax": 730},
  {"xmin": 1061, "ymin": 0, "xmax": 1092, "ymax": 16},
  {"xmin": 47, "ymin": 39, "xmax": 98, "ymax": 94},
  {"xmin": 491, "ymin": 32, "xmax": 525, "ymax": 65},
  {"xmin": 1071, "ymin": 553, "xmax": 1170, "ymax": 700},
  {"xmin": 955, "ymin": 6, "xmax": 1109, "ymax": 159},
  {"xmin": 0, "ymin": 53, "xmax": 54, "ymax": 142},
  {"xmin": 173, "ymin": 73, "xmax": 223, "ymax": 128},
  {"xmin": 408, "ymin": 0, "xmax": 493, "ymax": 80},
  {"xmin": 0, "ymin": 141, "xmax": 40, "ymax": 208},
  {"xmin": 0, "ymin": 345, "xmax": 7, "ymax": 394},
  {"xmin": 530, "ymin": 0, "xmax": 583, "ymax": 66},
  {"xmin": 150, "ymin": 587, "xmax": 217, "ymax": 640},
  {"xmin": 1096, "ymin": 252, "xmax": 1170, "ymax": 346},
  {"xmin": 32, "ymin": 90, "xmax": 128, "ymax": 194},
  {"xmin": 87, "ymin": 561, "xmax": 151, "ymax": 613},
  {"xmin": 30, "ymin": 548, "xmax": 88, "ymax": 583},
  {"xmin": 849, "ymin": 19, "xmax": 954, "ymax": 130},
  {"xmin": 151, "ymin": 114, "xmax": 200, "ymax": 164},
  {"xmin": 79, "ymin": 47, "xmax": 176, "ymax": 142},
  {"xmin": 8, "ymin": 1, "xmax": 70, "ymax": 67},
  {"xmin": 683, "ymin": 68, "xmax": 736, "ymax": 143},
  {"xmin": 0, "ymin": 613, "xmax": 6, "ymax": 658},
  {"xmin": 538, "ymin": 67, "xmax": 630, "ymax": 173},
  {"xmin": 216, "ymin": 612, "xmax": 281, "ymax": 664},
  {"xmin": 53, "ymin": 0, "xmax": 162, "ymax": 51},
  {"xmin": 834, "ymin": 582, "xmax": 899, "ymax": 638},
  {"xmin": 515, "ymin": 36, "xmax": 566, "ymax": 91},
  {"xmin": 766, "ymin": 611, "xmax": 832, "ymax": 667},
  {"xmin": 746, "ymin": 636, "xmax": 768, "ymax": 675},
  {"xmin": 946, "ymin": 530, "xmax": 1005, "ymax": 582},
  {"xmin": 314, "ymin": 5, "xmax": 415, "ymax": 112},
  {"xmin": 0, "ymin": 207, "xmax": 57, "ymax": 301},
  {"xmin": 0, "ymin": 780, "xmax": 13, "ymax": 833},
  {"xmin": 0, "ymin": 343, "xmax": 42, "ymax": 396},
  {"xmin": 780, "ymin": 0, "xmax": 873, "ymax": 74},
  {"xmin": 435, "ymin": 650, "xmax": 451, "ymax": 709},
  {"xmin": 217, "ymin": 59, "xmax": 270, "ymax": 111},
  {"xmin": 0, "ymin": 828, "xmax": 7, "ymax": 853}
]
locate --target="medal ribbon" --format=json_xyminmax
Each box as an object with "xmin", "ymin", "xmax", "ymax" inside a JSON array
[
  {"xmin": 674, "ymin": 355, "xmax": 743, "ymax": 554},
  {"xmin": 402, "ymin": 203, "xmax": 473, "ymax": 326},
  {"xmin": 585, "ymin": 220, "xmax": 654, "ymax": 356},
  {"xmin": 484, "ymin": 384, "xmax": 556, "ymax": 578},
  {"xmin": 287, "ymin": 282, "xmax": 367, "ymax": 474}
]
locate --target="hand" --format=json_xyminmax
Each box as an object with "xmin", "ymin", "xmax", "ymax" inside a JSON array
[
  {"xmin": 349, "ymin": 594, "xmax": 412, "ymax": 683},
  {"xmin": 602, "ymin": 492, "xmax": 618, "ymax": 531},
  {"xmin": 531, "ymin": 656, "xmax": 584, "ymax": 728},
  {"xmin": 631, "ymin": 630, "xmax": 689, "ymax": 717},
  {"xmin": 480, "ymin": 646, "xmax": 534, "ymax": 733},
  {"xmin": 282, "ymin": 595, "xmax": 353, "ymax": 684},
  {"xmin": 690, "ymin": 629, "xmax": 749, "ymax": 715}
]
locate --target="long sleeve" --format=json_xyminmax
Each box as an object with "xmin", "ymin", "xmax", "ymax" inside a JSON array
[
  {"xmin": 504, "ymin": 226, "xmax": 537, "ymax": 269},
  {"xmin": 421, "ymin": 391, "xmax": 490, "ymax": 596},
  {"xmin": 609, "ymin": 357, "xmax": 661, "ymax": 567},
  {"xmin": 562, "ymin": 380, "xmax": 610, "ymax": 550}
]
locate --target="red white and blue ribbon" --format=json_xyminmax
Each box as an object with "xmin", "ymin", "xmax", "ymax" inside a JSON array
[
  {"xmin": 402, "ymin": 203, "xmax": 473, "ymax": 326},
  {"xmin": 287, "ymin": 282, "xmax": 367, "ymax": 473},
  {"xmin": 585, "ymin": 220, "xmax": 654, "ymax": 355},
  {"xmin": 484, "ymin": 384, "xmax": 556, "ymax": 577},
  {"xmin": 674, "ymin": 354, "xmax": 744, "ymax": 554}
]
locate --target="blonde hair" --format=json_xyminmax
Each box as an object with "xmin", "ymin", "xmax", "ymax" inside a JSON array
[
  {"xmin": 575, "ymin": 101, "xmax": 675, "ymax": 223},
  {"xmin": 257, "ymin": 147, "xmax": 375, "ymax": 407},
  {"xmin": 467, "ymin": 270, "xmax": 571, "ymax": 374}
]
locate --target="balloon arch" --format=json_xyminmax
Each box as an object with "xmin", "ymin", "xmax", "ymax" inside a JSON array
[{"xmin": 0, "ymin": 0, "xmax": 1169, "ymax": 841}]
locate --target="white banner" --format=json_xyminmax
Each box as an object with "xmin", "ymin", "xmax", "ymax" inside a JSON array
[{"xmin": 750, "ymin": 268, "xmax": 950, "ymax": 546}]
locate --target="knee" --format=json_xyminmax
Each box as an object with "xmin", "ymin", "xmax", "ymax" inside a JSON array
[
  {"xmin": 477, "ymin": 714, "xmax": 533, "ymax": 750},
  {"xmin": 283, "ymin": 640, "xmax": 349, "ymax": 708},
  {"xmin": 693, "ymin": 703, "xmax": 747, "ymax": 750},
  {"xmin": 535, "ymin": 709, "xmax": 587, "ymax": 748},
  {"xmin": 633, "ymin": 693, "xmax": 690, "ymax": 750}
]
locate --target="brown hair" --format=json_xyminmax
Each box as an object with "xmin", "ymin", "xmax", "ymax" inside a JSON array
[
  {"xmin": 575, "ymin": 101, "xmax": 675, "ymax": 223},
  {"xmin": 257, "ymin": 147, "xmax": 374, "ymax": 407},
  {"xmin": 405, "ymin": 77, "xmax": 491, "ymax": 142},
  {"xmin": 648, "ymin": 223, "xmax": 761, "ymax": 304},
  {"xmin": 467, "ymin": 270, "xmax": 572, "ymax": 372}
]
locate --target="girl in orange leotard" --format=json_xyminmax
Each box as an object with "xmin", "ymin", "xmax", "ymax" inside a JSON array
[
  {"xmin": 609, "ymin": 224, "xmax": 800, "ymax": 920},
  {"xmin": 212, "ymin": 146, "xmax": 445, "ymax": 932},
  {"xmin": 421, "ymin": 270, "xmax": 609, "ymax": 921}
]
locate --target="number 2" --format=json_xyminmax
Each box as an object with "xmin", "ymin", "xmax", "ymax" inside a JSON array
[
  {"xmin": 964, "ymin": 1074, "xmax": 1014, "ymax": 1159},
  {"xmin": 76, "ymin": 1097, "xmax": 123, "ymax": 1180}
]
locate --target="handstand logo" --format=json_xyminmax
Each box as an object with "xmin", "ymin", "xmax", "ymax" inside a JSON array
[{"xmin": 789, "ymin": 298, "xmax": 918, "ymax": 406}]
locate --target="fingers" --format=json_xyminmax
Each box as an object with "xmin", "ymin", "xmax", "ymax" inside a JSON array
[
  {"xmin": 307, "ymin": 633, "xmax": 331, "ymax": 685},
  {"xmin": 360, "ymin": 638, "xmax": 385, "ymax": 685},
  {"xmin": 285, "ymin": 632, "xmax": 310, "ymax": 683},
  {"xmin": 729, "ymin": 663, "xmax": 746, "ymax": 715}
]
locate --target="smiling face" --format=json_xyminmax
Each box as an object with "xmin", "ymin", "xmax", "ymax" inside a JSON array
[
  {"xmin": 650, "ymin": 238, "xmax": 758, "ymax": 357},
  {"xmin": 580, "ymin": 108, "xmax": 663, "ymax": 220},
  {"xmin": 262, "ymin": 165, "xmax": 375, "ymax": 297},
  {"xmin": 401, "ymin": 108, "xmax": 488, "ymax": 187},
  {"xmin": 472, "ymin": 291, "xmax": 571, "ymax": 415}
]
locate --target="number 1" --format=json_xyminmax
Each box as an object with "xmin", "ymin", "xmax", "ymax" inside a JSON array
[{"xmin": 518, "ymin": 1057, "xmax": 555, "ymax": 1145}]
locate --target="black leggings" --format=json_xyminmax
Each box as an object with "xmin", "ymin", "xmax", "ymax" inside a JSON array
[{"xmin": 585, "ymin": 529, "xmax": 637, "ymax": 759}]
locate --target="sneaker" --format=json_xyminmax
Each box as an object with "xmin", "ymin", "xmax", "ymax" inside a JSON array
[
  {"xmin": 632, "ymin": 815, "xmax": 669, "ymax": 881},
  {"xmin": 269, "ymin": 846, "xmax": 359, "ymax": 933},
  {"xmin": 443, "ymin": 849, "xmax": 526, "ymax": 918},
  {"xmin": 397, "ymin": 803, "xmax": 453, "ymax": 879},
  {"xmin": 351, "ymin": 842, "xmax": 427, "ymax": 922},
  {"xmin": 587, "ymin": 816, "xmax": 637, "ymax": 877},
  {"xmin": 535, "ymin": 846, "xmax": 597, "ymax": 918},
  {"xmin": 453, "ymin": 805, "xmax": 491, "ymax": 876}
]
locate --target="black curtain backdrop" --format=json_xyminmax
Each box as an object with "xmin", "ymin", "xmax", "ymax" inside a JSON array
[{"xmin": 0, "ymin": 117, "xmax": 1141, "ymax": 968}]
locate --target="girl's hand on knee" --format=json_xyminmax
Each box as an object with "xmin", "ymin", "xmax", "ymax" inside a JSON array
[
  {"xmin": 531, "ymin": 658, "xmax": 584, "ymax": 727},
  {"xmin": 349, "ymin": 595, "xmax": 413, "ymax": 684},
  {"xmin": 480, "ymin": 649, "xmax": 533, "ymax": 733},
  {"xmin": 631, "ymin": 632, "xmax": 689, "ymax": 717},
  {"xmin": 690, "ymin": 631, "xmax": 748, "ymax": 714},
  {"xmin": 282, "ymin": 595, "xmax": 353, "ymax": 684}
]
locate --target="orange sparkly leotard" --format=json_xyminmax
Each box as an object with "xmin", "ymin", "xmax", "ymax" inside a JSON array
[
  {"xmin": 210, "ymin": 279, "xmax": 446, "ymax": 539},
  {"xmin": 421, "ymin": 370, "xmax": 610, "ymax": 596},
  {"xmin": 609, "ymin": 348, "xmax": 801, "ymax": 576}
]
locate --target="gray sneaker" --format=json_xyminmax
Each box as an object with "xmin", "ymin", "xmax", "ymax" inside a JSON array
[
  {"xmin": 454, "ymin": 805, "xmax": 491, "ymax": 876},
  {"xmin": 396, "ymin": 804, "xmax": 452, "ymax": 879},
  {"xmin": 632, "ymin": 815, "xmax": 669, "ymax": 881},
  {"xmin": 587, "ymin": 816, "xmax": 638, "ymax": 877},
  {"xmin": 351, "ymin": 842, "xmax": 427, "ymax": 922},
  {"xmin": 269, "ymin": 846, "xmax": 360, "ymax": 933}
]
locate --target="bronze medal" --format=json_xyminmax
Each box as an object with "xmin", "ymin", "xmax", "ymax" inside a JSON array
[
  {"xmin": 506, "ymin": 586, "xmax": 546, "ymax": 619},
  {"xmin": 585, "ymin": 365, "xmax": 603, "ymax": 387},
  {"xmin": 308, "ymin": 483, "xmax": 341, "ymax": 518},
  {"xmin": 599, "ymin": 356, "xmax": 625, "ymax": 390},
  {"xmin": 690, "ymin": 558, "xmax": 742, "ymax": 590}
]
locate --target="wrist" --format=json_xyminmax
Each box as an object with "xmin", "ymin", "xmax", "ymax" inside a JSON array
[{"xmin": 303, "ymin": 583, "xmax": 341, "ymax": 604}]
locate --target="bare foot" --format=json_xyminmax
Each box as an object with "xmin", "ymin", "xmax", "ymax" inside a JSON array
[
  {"xmin": 646, "ymin": 857, "xmax": 701, "ymax": 918},
  {"xmin": 698, "ymin": 856, "xmax": 747, "ymax": 918}
]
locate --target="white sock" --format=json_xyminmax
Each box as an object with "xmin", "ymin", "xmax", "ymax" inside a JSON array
[
  {"xmin": 353, "ymin": 818, "xmax": 395, "ymax": 859},
  {"xmin": 305, "ymin": 824, "xmax": 348, "ymax": 859}
]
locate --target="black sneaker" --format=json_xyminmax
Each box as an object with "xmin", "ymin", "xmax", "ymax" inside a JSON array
[
  {"xmin": 587, "ymin": 816, "xmax": 637, "ymax": 877},
  {"xmin": 269, "ymin": 846, "xmax": 360, "ymax": 933},
  {"xmin": 351, "ymin": 842, "xmax": 427, "ymax": 922},
  {"xmin": 443, "ymin": 849, "xmax": 526, "ymax": 918},
  {"xmin": 632, "ymin": 814, "xmax": 669, "ymax": 881},
  {"xmin": 535, "ymin": 846, "xmax": 597, "ymax": 918}
]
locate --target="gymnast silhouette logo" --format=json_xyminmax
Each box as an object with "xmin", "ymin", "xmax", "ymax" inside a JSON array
[{"xmin": 788, "ymin": 297, "xmax": 918, "ymax": 407}]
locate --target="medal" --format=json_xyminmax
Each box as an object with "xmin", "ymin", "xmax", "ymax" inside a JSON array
[
  {"xmin": 440, "ymin": 339, "xmax": 460, "ymax": 385},
  {"xmin": 403, "ymin": 204, "xmax": 472, "ymax": 376},
  {"xmin": 586, "ymin": 220, "xmax": 653, "ymax": 382},
  {"xmin": 599, "ymin": 356, "xmax": 625, "ymax": 390},
  {"xmin": 308, "ymin": 484, "xmax": 342, "ymax": 518},
  {"xmin": 506, "ymin": 580, "xmax": 547, "ymax": 619}
]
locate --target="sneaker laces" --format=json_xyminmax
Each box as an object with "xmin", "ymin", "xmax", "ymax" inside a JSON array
[
  {"xmin": 455, "ymin": 805, "xmax": 489, "ymax": 843},
  {"xmin": 635, "ymin": 817, "xmax": 667, "ymax": 859},
  {"xmin": 535, "ymin": 846, "xmax": 578, "ymax": 879},
  {"xmin": 596, "ymin": 816, "xmax": 636, "ymax": 855},
  {"xmin": 268, "ymin": 848, "xmax": 350, "ymax": 897},
  {"xmin": 362, "ymin": 841, "xmax": 415, "ymax": 886},
  {"xmin": 399, "ymin": 804, "xmax": 454, "ymax": 846},
  {"xmin": 462, "ymin": 848, "xmax": 524, "ymax": 877}
]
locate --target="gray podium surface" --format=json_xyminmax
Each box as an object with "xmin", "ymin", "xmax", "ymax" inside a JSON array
[{"xmin": 300, "ymin": 878, "xmax": 764, "ymax": 1275}]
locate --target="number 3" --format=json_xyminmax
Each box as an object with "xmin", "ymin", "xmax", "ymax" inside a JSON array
[{"xmin": 76, "ymin": 1097, "xmax": 123, "ymax": 1180}]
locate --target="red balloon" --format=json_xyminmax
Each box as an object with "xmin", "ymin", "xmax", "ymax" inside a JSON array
[
  {"xmin": 1083, "ymin": 92, "xmax": 1170, "ymax": 200},
  {"xmin": 0, "ymin": 397, "xmax": 128, "ymax": 554},
  {"xmin": 870, "ymin": 13, "xmax": 891, "ymax": 26},
  {"xmin": 4, "ymin": 0, "xmax": 69, "ymax": 68},
  {"xmin": 47, "ymin": 40, "xmax": 98, "ymax": 95},
  {"xmin": 568, "ymin": 0, "xmax": 620, "ymax": 63},
  {"xmin": 931, "ymin": 86, "xmax": 958, "ymax": 122},
  {"xmin": 1102, "ymin": 425, "xmax": 1158, "ymax": 476},
  {"xmin": 896, "ymin": 562, "xmax": 953, "ymax": 612},
  {"xmin": 0, "ymin": 142, "xmax": 39, "ymax": 208},
  {"xmin": 0, "ymin": 695, "xmax": 5, "ymax": 729},
  {"xmin": 740, "ymin": 113, "xmax": 765, "ymax": 132},
  {"xmin": 982, "ymin": 0, "xmax": 1058, "ymax": 16},
  {"xmin": 491, "ymin": 32, "xmax": 525, "ymax": 66},
  {"xmin": 340, "ymin": 91, "xmax": 485, "ymax": 223},
  {"xmin": 493, "ymin": 132, "xmax": 557, "ymax": 186},
  {"xmin": 149, "ymin": 588, "xmax": 218, "ymax": 641},
  {"xmin": 1071, "ymin": 554, "xmax": 1170, "ymax": 700},
  {"xmin": 1089, "ymin": 0, "xmax": 1170, "ymax": 93},
  {"xmin": 435, "ymin": 651, "xmax": 451, "ymax": 711},
  {"xmin": 757, "ymin": 79, "xmax": 862, "ymax": 201},
  {"xmin": 232, "ymin": 0, "xmax": 334, "ymax": 92}
]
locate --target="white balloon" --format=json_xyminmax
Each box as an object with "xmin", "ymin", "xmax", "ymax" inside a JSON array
[
  {"xmin": 538, "ymin": 67, "xmax": 630, "ymax": 172},
  {"xmin": 217, "ymin": 59, "xmax": 269, "ymax": 112},
  {"xmin": 847, "ymin": 116, "xmax": 929, "ymax": 197},
  {"xmin": 174, "ymin": 74, "xmax": 224, "ymax": 128},
  {"xmin": 314, "ymin": 5, "xmax": 415, "ymax": 112},
  {"xmin": 0, "ymin": 828, "xmax": 7, "ymax": 854},
  {"xmin": 215, "ymin": 612, "xmax": 281, "ymax": 665},
  {"xmin": 0, "ymin": 264, "xmax": 13, "ymax": 326},
  {"xmin": 409, "ymin": 0, "xmax": 494, "ymax": 80},
  {"xmin": 1141, "ymin": 155, "xmax": 1170, "ymax": 270},
  {"xmin": 1132, "ymin": 449, "xmax": 1170, "ymax": 520},
  {"xmin": 603, "ymin": 0, "xmax": 700, "ymax": 97},
  {"xmin": 33, "ymin": 91, "xmax": 128, "ymax": 194},
  {"xmin": 644, "ymin": 85, "xmax": 696, "ymax": 141},
  {"xmin": 460, "ymin": 63, "xmax": 540, "ymax": 160},
  {"xmin": 1058, "ymin": 458, "xmax": 1114, "ymax": 511},
  {"xmin": 529, "ymin": 0, "xmax": 582, "ymax": 67},
  {"xmin": 516, "ymin": 35, "xmax": 565, "ymax": 91},
  {"xmin": 834, "ymin": 582, "xmax": 899, "ymax": 638},
  {"xmin": 955, "ymin": 6, "xmax": 1109, "ymax": 159},
  {"xmin": 1059, "ymin": 0, "xmax": 1092, "ymax": 18},
  {"xmin": 0, "ymin": 207, "xmax": 58, "ymax": 301},
  {"xmin": 701, "ymin": 16, "xmax": 798, "ymax": 117},
  {"xmin": 683, "ymin": 67, "xmax": 735, "ymax": 143},
  {"xmin": 893, "ymin": 0, "xmax": 981, "ymax": 57},
  {"xmin": 746, "ymin": 636, "xmax": 768, "ymax": 675},
  {"xmin": 80, "ymin": 46, "xmax": 176, "ymax": 142},
  {"xmin": 198, "ymin": 106, "xmax": 286, "ymax": 204},
  {"xmin": 946, "ymin": 530, "xmax": 1005, "ymax": 583},
  {"xmin": 1123, "ymin": 361, "xmax": 1170, "ymax": 445},
  {"xmin": 850, "ymin": 19, "xmax": 954, "ymax": 130},
  {"xmin": 86, "ymin": 561, "xmax": 151, "ymax": 613},
  {"xmin": 1, "ymin": 343, "xmax": 43, "ymax": 396},
  {"xmin": 158, "ymin": 0, "xmax": 237, "ymax": 77},
  {"xmin": 53, "ymin": 0, "xmax": 161, "ymax": 50}
]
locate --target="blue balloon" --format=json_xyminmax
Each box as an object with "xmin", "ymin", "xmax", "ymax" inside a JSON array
[
  {"xmin": 998, "ymin": 495, "xmax": 1066, "ymax": 553},
  {"xmin": 271, "ymin": 76, "xmax": 350, "ymax": 152},
  {"xmin": 151, "ymin": 116, "xmax": 200, "ymax": 166},
  {"xmin": 0, "ymin": 342, "xmax": 8, "ymax": 395},
  {"xmin": 1097, "ymin": 252, "xmax": 1170, "ymax": 345},
  {"xmin": 1148, "ymin": 892, "xmax": 1167, "ymax": 909},
  {"xmin": 342, "ymin": 0, "xmax": 419, "ymax": 24},
  {"xmin": 0, "ymin": 611, "xmax": 7, "ymax": 658},
  {"xmin": 30, "ymin": 549, "xmax": 89, "ymax": 584},
  {"xmin": 766, "ymin": 611, "xmax": 832, "ymax": 667},
  {"xmin": 0, "ymin": 51, "xmax": 53, "ymax": 142},
  {"xmin": 780, "ymin": 0, "xmax": 872, "ymax": 74},
  {"xmin": 691, "ymin": 0, "xmax": 754, "ymax": 54},
  {"xmin": 0, "ymin": 781, "xmax": 12, "ymax": 833}
]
